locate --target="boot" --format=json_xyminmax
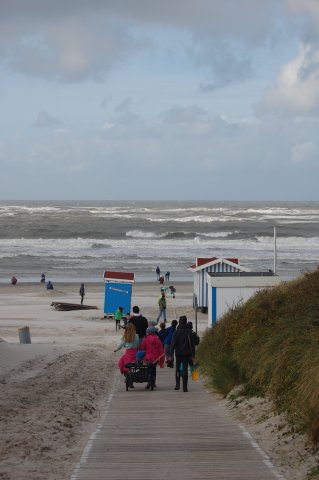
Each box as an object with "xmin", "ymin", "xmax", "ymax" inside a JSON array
[
  {"xmin": 175, "ymin": 373, "xmax": 180, "ymax": 390},
  {"xmin": 183, "ymin": 376, "xmax": 188, "ymax": 392}
]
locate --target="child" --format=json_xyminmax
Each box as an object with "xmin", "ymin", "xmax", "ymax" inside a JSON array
[
  {"xmin": 158, "ymin": 322, "xmax": 166, "ymax": 345},
  {"xmin": 114, "ymin": 306, "xmax": 124, "ymax": 330},
  {"xmin": 114, "ymin": 323, "xmax": 139, "ymax": 373},
  {"xmin": 139, "ymin": 326, "xmax": 164, "ymax": 389}
]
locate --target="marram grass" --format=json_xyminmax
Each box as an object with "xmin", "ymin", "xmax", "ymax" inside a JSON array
[{"xmin": 196, "ymin": 267, "xmax": 319, "ymax": 444}]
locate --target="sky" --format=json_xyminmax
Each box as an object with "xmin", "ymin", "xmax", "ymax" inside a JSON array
[{"xmin": 1, "ymin": 0, "xmax": 319, "ymax": 201}]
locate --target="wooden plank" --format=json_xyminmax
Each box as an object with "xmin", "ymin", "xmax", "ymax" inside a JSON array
[{"xmin": 71, "ymin": 367, "xmax": 284, "ymax": 480}]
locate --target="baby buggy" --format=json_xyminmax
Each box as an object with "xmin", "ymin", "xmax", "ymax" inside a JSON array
[{"xmin": 124, "ymin": 351, "xmax": 155, "ymax": 391}]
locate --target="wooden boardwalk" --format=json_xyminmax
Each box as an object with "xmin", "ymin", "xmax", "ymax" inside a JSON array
[{"xmin": 71, "ymin": 366, "xmax": 285, "ymax": 480}]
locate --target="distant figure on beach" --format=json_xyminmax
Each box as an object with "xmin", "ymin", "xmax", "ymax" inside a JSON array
[
  {"xmin": 169, "ymin": 315, "xmax": 196, "ymax": 392},
  {"xmin": 114, "ymin": 323, "xmax": 139, "ymax": 374},
  {"xmin": 11, "ymin": 276, "xmax": 17, "ymax": 285},
  {"xmin": 46, "ymin": 280, "xmax": 54, "ymax": 290},
  {"xmin": 40, "ymin": 273, "xmax": 45, "ymax": 283},
  {"xmin": 165, "ymin": 271, "xmax": 170, "ymax": 281},
  {"xmin": 169, "ymin": 285, "xmax": 176, "ymax": 298},
  {"xmin": 159, "ymin": 275, "xmax": 164, "ymax": 285},
  {"xmin": 79, "ymin": 283, "xmax": 85, "ymax": 304},
  {"xmin": 156, "ymin": 266, "xmax": 161, "ymax": 281},
  {"xmin": 128, "ymin": 306, "xmax": 148, "ymax": 341},
  {"xmin": 156, "ymin": 292, "xmax": 167, "ymax": 323},
  {"xmin": 114, "ymin": 306, "xmax": 124, "ymax": 331}
]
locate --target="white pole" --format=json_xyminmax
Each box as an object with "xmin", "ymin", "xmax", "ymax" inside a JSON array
[{"xmin": 274, "ymin": 226, "xmax": 277, "ymax": 273}]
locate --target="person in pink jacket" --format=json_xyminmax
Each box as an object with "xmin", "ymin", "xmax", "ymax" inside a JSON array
[{"xmin": 139, "ymin": 326, "xmax": 164, "ymax": 389}]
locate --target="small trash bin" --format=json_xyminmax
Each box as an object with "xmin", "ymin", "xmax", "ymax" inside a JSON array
[{"xmin": 18, "ymin": 326, "xmax": 31, "ymax": 344}]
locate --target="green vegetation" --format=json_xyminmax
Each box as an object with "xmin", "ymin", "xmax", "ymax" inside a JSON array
[{"xmin": 196, "ymin": 268, "xmax": 319, "ymax": 444}]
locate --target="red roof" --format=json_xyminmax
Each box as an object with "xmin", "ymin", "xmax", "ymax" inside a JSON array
[
  {"xmin": 193, "ymin": 257, "xmax": 239, "ymax": 268},
  {"xmin": 103, "ymin": 271, "xmax": 135, "ymax": 282}
]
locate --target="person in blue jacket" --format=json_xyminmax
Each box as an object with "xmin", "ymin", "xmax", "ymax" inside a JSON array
[{"xmin": 163, "ymin": 319, "xmax": 178, "ymax": 367}]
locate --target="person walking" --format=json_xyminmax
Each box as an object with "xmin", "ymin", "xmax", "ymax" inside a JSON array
[
  {"xmin": 187, "ymin": 321, "xmax": 200, "ymax": 349},
  {"xmin": 139, "ymin": 326, "xmax": 164, "ymax": 389},
  {"xmin": 79, "ymin": 283, "xmax": 85, "ymax": 304},
  {"xmin": 128, "ymin": 306, "xmax": 148, "ymax": 342},
  {"xmin": 163, "ymin": 319, "xmax": 178, "ymax": 366},
  {"xmin": 169, "ymin": 285, "xmax": 176, "ymax": 298},
  {"xmin": 156, "ymin": 292, "xmax": 167, "ymax": 323},
  {"xmin": 157, "ymin": 322, "xmax": 166, "ymax": 345},
  {"xmin": 165, "ymin": 271, "xmax": 170, "ymax": 281},
  {"xmin": 114, "ymin": 323, "xmax": 140, "ymax": 374},
  {"xmin": 114, "ymin": 306, "xmax": 124, "ymax": 331},
  {"xmin": 156, "ymin": 266, "xmax": 161, "ymax": 281},
  {"xmin": 169, "ymin": 315, "xmax": 196, "ymax": 392}
]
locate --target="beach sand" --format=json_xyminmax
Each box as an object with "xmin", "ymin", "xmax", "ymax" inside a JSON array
[{"xmin": 0, "ymin": 281, "xmax": 318, "ymax": 480}]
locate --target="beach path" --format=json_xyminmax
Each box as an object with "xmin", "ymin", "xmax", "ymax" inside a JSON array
[{"xmin": 71, "ymin": 366, "xmax": 284, "ymax": 480}]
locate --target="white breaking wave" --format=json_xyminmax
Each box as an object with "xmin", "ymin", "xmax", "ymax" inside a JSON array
[{"xmin": 126, "ymin": 230, "xmax": 166, "ymax": 239}]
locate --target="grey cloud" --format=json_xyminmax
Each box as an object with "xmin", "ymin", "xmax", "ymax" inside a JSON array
[
  {"xmin": 34, "ymin": 110, "xmax": 61, "ymax": 128},
  {"xmin": 0, "ymin": 0, "xmax": 284, "ymax": 85},
  {"xmin": 0, "ymin": 14, "xmax": 145, "ymax": 82},
  {"xmin": 162, "ymin": 105, "xmax": 209, "ymax": 124},
  {"xmin": 198, "ymin": 47, "xmax": 254, "ymax": 92},
  {"xmin": 114, "ymin": 97, "xmax": 132, "ymax": 113}
]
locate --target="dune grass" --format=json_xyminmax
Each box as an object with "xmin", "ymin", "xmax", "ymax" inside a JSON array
[{"xmin": 196, "ymin": 267, "xmax": 319, "ymax": 444}]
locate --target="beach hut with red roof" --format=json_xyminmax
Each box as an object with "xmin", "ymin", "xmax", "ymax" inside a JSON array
[
  {"xmin": 103, "ymin": 271, "xmax": 135, "ymax": 317},
  {"xmin": 188, "ymin": 257, "xmax": 250, "ymax": 312}
]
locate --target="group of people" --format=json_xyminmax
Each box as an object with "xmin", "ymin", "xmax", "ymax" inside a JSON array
[
  {"xmin": 114, "ymin": 306, "xmax": 200, "ymax": 392},
  {"xmin": 156, "ymin": 266, "xmax": 170, "ymax": 284}
]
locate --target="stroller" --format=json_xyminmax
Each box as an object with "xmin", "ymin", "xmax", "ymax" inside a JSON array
[{"xmin": 124, "ymin": 351, "xmax": 155, "ymax": 391}]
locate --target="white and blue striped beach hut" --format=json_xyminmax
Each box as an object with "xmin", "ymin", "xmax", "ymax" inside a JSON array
[{"xmin": 188, "ymin": 257, "xmax": 250, "ymax": 311}]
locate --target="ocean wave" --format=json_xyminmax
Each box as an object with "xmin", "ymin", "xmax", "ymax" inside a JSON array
[
  {"xmin": 126, "ymin": 230, "xmax": 167, "ymax": 239},
  {"xmin": 91, "ymin": 243, "xmax": 113, "ymax": 249}
]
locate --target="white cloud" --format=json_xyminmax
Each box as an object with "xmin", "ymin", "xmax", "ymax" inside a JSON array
[{"xmin": 257, "ymin": 43, "xmax": 319, "ymax": 115}]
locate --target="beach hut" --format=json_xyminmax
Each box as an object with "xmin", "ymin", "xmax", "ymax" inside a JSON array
[
  {"xmin": 206, "ymin": 271, "xmax": 281, "ymax": 327},
  {"xmin": 188, "ymin": 257, "xmax": 250, "ymax": 312},
  {"xmin": 103, "ymin": 271, "xmax": 135, "ymax": 317}
]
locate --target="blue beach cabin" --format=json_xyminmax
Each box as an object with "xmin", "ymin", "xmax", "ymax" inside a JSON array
[{"xmin": 103, "ymin": 271, "xmax": 135, "ymax": 317}]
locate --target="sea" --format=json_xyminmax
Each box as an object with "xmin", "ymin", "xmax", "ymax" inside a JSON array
[{"xmin": 0, "ymin": 200, "xmax": 318, "ymax": 283}]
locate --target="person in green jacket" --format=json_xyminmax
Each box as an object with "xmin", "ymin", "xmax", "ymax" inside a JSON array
[
  {"xmin": 114, "ymin": 306, "xmax": 124, "ymax": 331},
  {"xmin": 156, "ymin": 293, "xmax": 167, "ymax": 324}
]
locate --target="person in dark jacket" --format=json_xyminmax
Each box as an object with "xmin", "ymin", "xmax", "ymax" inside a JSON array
[
  {"xmin": 187, "ymin": 321, "xmax": 200, "ymax": 350},
  {"xmin": 157, "ymin": 322, "xmax": 166, "ymax": 345},
  {"xmin": 79, "ymin": 283, "xmax": 85, "ymax": 304},
  {"xmin": 128, "ymin": 305, "xmax": 148, "ymax": 341},
  {"xmin": 169, "ymin": 315, "xmax": 196, "ymax": 392},
  {"xmin": 163, "ymin": 319, "xmax": 178, "ymax": 366}
]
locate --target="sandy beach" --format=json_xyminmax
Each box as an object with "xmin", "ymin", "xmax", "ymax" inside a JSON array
[{"xmin": 1, "ymin": 281, "xmax": 318, "ymax": 480}]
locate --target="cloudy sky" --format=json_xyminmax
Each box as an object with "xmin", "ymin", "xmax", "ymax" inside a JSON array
[{"xmin": 1, "ymin": 0, "xmax": 319, "ymax": 200}]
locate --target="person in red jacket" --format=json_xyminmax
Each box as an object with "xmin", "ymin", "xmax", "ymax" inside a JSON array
[{"xmin": 139, "ymin": 326, "xmax": 164, "ymax": 389}]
